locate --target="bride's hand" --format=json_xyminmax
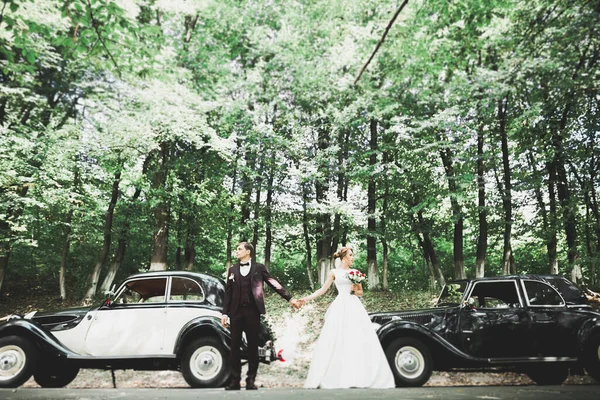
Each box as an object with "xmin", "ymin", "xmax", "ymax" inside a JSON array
[{"xmin": 351, "ymin": 283, "xmax": 363, "ymax": 297}]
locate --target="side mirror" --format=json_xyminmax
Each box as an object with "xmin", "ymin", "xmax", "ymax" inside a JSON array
[
  {"xmin": 103, "ymin": 284, "xmax": 117, "ymax": 307},
  {"xmin": 104, "ymin": 283, "xmax": 117, "ymax": 298}
]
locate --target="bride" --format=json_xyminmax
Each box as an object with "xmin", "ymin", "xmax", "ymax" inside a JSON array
[{"xmin": 300, "ymin": 246, "xmax": 395, "ymax": 389}]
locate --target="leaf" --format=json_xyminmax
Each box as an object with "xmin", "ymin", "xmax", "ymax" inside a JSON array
[{"xmin": 24, "ymin": 50, "xmax": 36, "ymax": 65}]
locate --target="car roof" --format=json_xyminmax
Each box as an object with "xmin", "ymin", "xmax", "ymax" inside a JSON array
[
  {"xmin": 126, "ymin": 270, "xmax": 223, "ymax": 283},
  {"xmin": 447, "ymin": 274, "xmax": 571, "ymax": 283}
]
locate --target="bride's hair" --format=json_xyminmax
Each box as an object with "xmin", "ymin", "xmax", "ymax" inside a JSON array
[{"xmin": 333, "ymin": 246, "xmax": 352, "ymax": 260}]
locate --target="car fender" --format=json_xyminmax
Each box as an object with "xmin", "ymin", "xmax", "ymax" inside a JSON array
[
  {"xmin": 578, "ymin": 314, "xmax": 600, "ymax": 352},
  {"xmin": 0, "ymin": 317, "xmax": 77, "ymax": 358},
  {"xmin": 174, "ymin": 316, "xmax": 231, "ymax": 355},
  {"xmin": 377, "ymin": 319, "xmax": 483, "ymax": 363}
]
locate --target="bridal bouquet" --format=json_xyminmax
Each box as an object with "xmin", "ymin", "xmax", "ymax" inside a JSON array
[{"xmin": 346, "ymin": 269, "xmax": 366, "ymax": 284}]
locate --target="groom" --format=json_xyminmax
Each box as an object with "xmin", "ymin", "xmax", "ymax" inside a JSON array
[{"xmin": 221, "ymin": 242, "xmax": 302, "ymax": 390}]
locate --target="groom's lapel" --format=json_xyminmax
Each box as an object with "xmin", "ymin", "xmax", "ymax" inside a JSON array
[
  {"xmin": 233, "ymin": 264, "xmax": 242, "ymax": 287},
  {"xmin": 249, "ymin": 261, "xmax": 258, "ymax": 285}
]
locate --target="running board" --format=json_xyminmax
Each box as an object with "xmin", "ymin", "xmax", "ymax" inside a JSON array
[{"xmin": 488, "ymin": 356, "xmax": 577, "ymax": 364}]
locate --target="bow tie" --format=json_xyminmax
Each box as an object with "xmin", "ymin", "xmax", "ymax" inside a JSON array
[{"xmin": 240, "ymin": 262, "xmax": 250, "ymax": 267}]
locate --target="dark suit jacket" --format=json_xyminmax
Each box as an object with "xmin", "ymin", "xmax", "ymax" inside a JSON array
[{"xmin": 223, "ymin": 260, "xmax": 291, "ymax": 316}]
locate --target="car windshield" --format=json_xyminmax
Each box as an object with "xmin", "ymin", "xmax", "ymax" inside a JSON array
[{"xmin": 436, "ymin": 281, "xmax": 468, "ymax": 307}]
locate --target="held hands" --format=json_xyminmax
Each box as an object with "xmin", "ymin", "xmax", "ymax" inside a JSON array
[{"xmin": 289, "ymin": 298, "xmax": 305, "ymax": 310}]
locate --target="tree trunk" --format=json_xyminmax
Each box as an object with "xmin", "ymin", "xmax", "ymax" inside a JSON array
[
  {"xmin": 302, "ymin": 181, "xmax": 315, "ymax": 291},
  {"xmin": 59, "ymin": 169, "xmax": 80, "ymax": 300},
  {"xmin": 0, "ymin": 187, "xmax": 29, "ymax": 294},
  {"xmin": 332, "ymin": 129, "xmax": 350, "ymax": 254},
  {"xmin": 83, "ymin": 170, "xmax": 121, "ymax": 301},
  {"xmin": 175, "ymin": 211, "xmax": 184, "ymax": 270},
  {"xmin": 439, "ymin": 144, "xmax": 465, "ymax": 279},
  {"xmin": 100, "ymin": 237, "xmax": 126, "ymax": 296},
  {"xmin": 184, "ymin": 219, "xmax": 196, "ymax": 271},
  {"xmin": 240, "ymin": 145, "xmax": 255, "ymax": 241},
  {"xmin": 264, "ymin": 160, "xmax": 275, "ymax": 271},
  {"xmin": 417, "ymin": 210, "xmax": 446, "ymax": 289},
  {"xmin": 553, "ymin": 103, "xmax": 581, "ymax": 283},
  {"xmin": 99, "ymin": 154, "xmax": 147, "ymax": 295},
  {"xmin": 59, "ymin": 208, "xmax": 73, "ymax": 301},
  {"xmin": 527, "ymin": 151, "xmax": 559, "ymax": 274},
  {"xmin": 150, "ymin": 142, "xmax": 170, "ymax": 271},
  {"xmin": 498, "ymin": 97, "xmax": 514, "ymax": 275},
  {"xmin": 475, "ymin": 123, "xmax": 488, "ymax": 278},
  {"xmin": 547, "ymin": 161, "xmax": 560, "ymax": 274},
  {"xmin": 0, "ymin": 244, "xmax": 8, "ymax": 294},
  {"xmin": 251, "ymin": 159, "xmax": 263, "ymax": 254},
  {"xmin": 226, "ymin": 158, "xmax": 239, "ymax": 272},
  {"xmin": 316, "ymin": 125, "xmax": 333, "ymax": 284},
  {"xmin": 380, "ymin": 151, "xmax": 390, "ymax": 291},
  {"xmin": 367, "ymin": 119, "xmax": 380, "ymax": 290}
]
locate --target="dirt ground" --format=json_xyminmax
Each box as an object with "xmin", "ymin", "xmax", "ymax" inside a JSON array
[{"xmin": 20, "ymin": 368, "xmax": 597, "ymax": 389}]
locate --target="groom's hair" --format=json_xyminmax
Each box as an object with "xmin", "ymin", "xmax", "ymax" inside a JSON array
[{"xmin": 238, "ymin": 241, "xmax": 254, "ymax": 256}]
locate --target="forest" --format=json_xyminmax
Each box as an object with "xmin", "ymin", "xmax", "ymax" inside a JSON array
[{"xmin": 1, "ymin": 0, "xmax": 599, "ymax": 302}]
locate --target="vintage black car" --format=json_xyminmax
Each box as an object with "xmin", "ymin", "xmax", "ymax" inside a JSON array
[
  {"xmin": 370, "ymin": 275, "xmax": 600, "ymax": 387},
  {"xmin": 0, "ymin": 271, "xmax": 279, "ymax": 388}
]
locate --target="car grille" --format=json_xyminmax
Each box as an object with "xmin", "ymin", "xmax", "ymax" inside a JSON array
[{"xmin": 374, "ymin": 312, "xmax": 436, "ymax": 326}]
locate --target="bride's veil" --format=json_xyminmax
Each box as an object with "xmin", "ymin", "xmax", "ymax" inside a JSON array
[{"xmin": 333, "ymin": 257, "xmax": 341, "ymax": 268}]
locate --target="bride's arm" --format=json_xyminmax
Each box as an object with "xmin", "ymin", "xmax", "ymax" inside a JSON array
[{"xmin": 301, "ymin": 271, "xmax": 335, "ymax": 302}]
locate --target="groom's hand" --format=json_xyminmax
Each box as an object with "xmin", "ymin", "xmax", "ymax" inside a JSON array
[
  {"xmin": 289, "ymin": 299, "xmax": 303, "ymax": 310},
  {"xmin": 220, "ymin": 315, "xmax": 230, "ymax": 328}
]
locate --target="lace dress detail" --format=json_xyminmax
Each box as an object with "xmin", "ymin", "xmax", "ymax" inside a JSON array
[{"xmin": 303, "ymin": 269, "xmax": 395, "ymax": 389}]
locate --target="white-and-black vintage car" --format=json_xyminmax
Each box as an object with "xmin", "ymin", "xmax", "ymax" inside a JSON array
[
  {"xmin": 0, "ymin": 271, "xmax": 279, "ymax": 388},
  {"xmin": 371, "ymin": 275, "xmax": 600, "ymax": 387}
]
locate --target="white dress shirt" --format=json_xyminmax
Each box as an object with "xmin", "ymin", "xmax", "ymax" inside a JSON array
[{"xmin": 240, "ymin": 259, "xmax": 251, "ymax": 277}]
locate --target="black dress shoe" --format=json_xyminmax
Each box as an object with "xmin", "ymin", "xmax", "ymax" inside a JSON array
[
  {"xmin": 246, "ymin": 383, "xmax": 258, "ymax": 390},
  {"xmin": 225, "ymin": 384, "xmax": 241, "ymax": 390}
]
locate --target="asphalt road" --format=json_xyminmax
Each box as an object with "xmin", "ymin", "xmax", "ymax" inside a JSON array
[{"xmin": 1, "ymin": 386, "xmax": 599, "ymax": 400}]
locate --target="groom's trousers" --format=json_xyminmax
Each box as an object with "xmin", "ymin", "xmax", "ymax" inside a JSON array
[{"xmin": 229, "ymin": 303, "xmax": 260, "ymax": 384}]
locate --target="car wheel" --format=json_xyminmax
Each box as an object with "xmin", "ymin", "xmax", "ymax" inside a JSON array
[
  {"xmin": 0, "ymin": 335, "xmax": 38, "ymax": 388},
  {"xmin": 34, "ymin": 361, "xmax": 80, "ymax": 388},
  {"xmin": 385, "ymin": 337, "xmax": 433, "ymax": 387},
  {"xmin": 526, "ymin": 364, "xmax": 569, "ymax": 385},
  {"xmin": 181, "ymin": 337, "xmax": 229, "ymax": 388},
  {"xmin": 583, "ymin": 335, "xmax": 600, "ymax": 383}
]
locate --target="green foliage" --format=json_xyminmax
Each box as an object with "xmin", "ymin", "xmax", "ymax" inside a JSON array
[{"xmin": 1, "ymin": 0, "xmax": 600, "ymax": 299}]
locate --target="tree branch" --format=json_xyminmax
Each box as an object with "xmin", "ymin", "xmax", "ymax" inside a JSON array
[
  {"xmin": 354, "ymin": 0, "xmax": 409, "ymax": 85},
  {"xmin": 86, "ymin": 0, "xmax": 121, "ymax": 75}
]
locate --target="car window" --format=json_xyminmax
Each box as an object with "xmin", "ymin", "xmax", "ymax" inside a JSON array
[
  {"xmin": 543, "ymin": 276, "xmax": 587, "ymax": 304},
  {"xmin": 523, "ymin": 280, "xmax": 565, "ymax": 306},
  {"xmin": 436, "ymin": 281, "xmax": 468, "ymax": 306},
  {"xmin": 115, "ymin": 278, "xmax": 167, "ymax": 304},
  {"xmin": 468, "ymin": 281, "xmax": 521, "ymax": 308},
  {"xmin": 169, "ymin": 277, "xmax": 205, "ymax": 302}
]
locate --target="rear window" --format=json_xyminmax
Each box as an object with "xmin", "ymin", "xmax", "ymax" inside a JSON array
[
  {"xmin": 523, "ymin": 280, "xmax": 565, "ymax": 306},
  {"xmin": 169, "ymin": 277, "xmax": 205, "ymax": 302}
]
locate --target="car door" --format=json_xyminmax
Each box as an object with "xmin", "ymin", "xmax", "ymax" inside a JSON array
[
  {"xmin": 84, "ymin": 277, "xmax": 168, "ymax": 356},
  {"xmin": 458, "ymin": 280, "xmax": 531, "ymax": 358},
  {"xmin": 521, "ymin": 279, "xmax": 579, "ymax": 357},
  {"xmin": 163, "ymin": 276, "xmax": 221, "ymax": 354}
]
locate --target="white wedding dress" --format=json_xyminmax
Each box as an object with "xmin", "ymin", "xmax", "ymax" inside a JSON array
[{"xmin": 304, "ymin": 268, "xmax": 395, "ymax": 389}]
